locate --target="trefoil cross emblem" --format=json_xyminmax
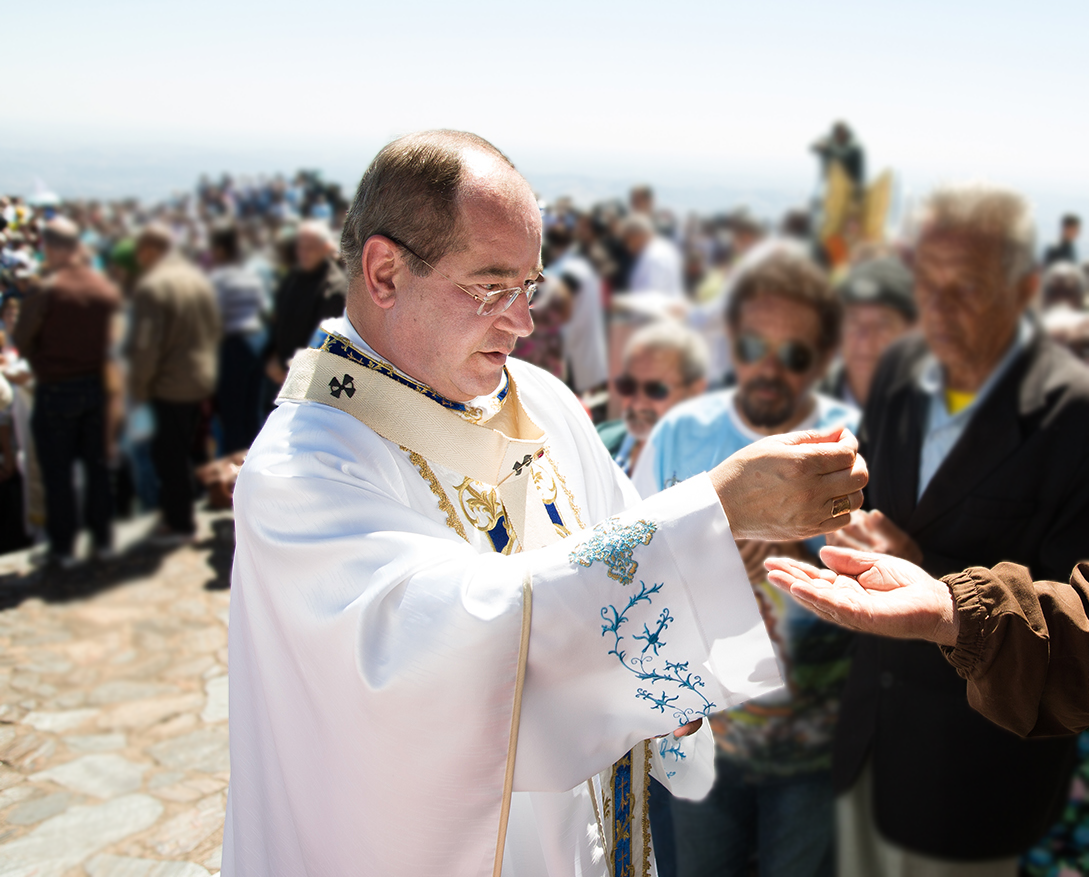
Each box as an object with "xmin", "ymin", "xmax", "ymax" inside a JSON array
[{"xmin": 329, "ymin": 374, "xmax": 356, "ymax": 399}]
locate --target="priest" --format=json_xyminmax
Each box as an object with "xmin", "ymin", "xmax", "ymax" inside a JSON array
[{"xmin": 222, "ymin": 130, "xmax": 868, "ymax": 877}]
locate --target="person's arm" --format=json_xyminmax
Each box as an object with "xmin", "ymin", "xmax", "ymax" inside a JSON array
[
  {"xmin": 765, "ymin": 548, "xmax": 1089, "ymax": 737},
  {"xmin": 940, "ymin": 562, "xmax": 1089, "ymax": 738},
  {"xmin": 12, "ymin": 290, "xmax": 47, "ymax": 363},
  {"xmin": 125, "ymin": 285, "xmax": 162, "ymax": 404}
]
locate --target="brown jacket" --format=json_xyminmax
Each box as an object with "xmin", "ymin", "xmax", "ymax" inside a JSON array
[
  {"xmin": 127, "ymin": 253, "xmax": 221, "ymax": 404},
  {"xmin": 15, "ymin": 263, "xmax": 120, "ymax": 383},
  {"xmin": 942, "ymin": 562, "xmax": 1089, "ymax": 739}
]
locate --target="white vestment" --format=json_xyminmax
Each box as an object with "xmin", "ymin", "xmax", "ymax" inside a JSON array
[{"xmin": 223, "ymin": 317, "xmax": 781, "ymax": 876}]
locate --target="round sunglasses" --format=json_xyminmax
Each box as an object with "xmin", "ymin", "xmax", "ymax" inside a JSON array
[{"xmin": 614, "ymin": 375, "xmax": 674, "ymax": 401}]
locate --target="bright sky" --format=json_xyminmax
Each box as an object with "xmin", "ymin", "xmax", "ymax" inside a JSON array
[{"xmin": 4, "ymin": 0, "xmax": 1086, "ymax": 212}]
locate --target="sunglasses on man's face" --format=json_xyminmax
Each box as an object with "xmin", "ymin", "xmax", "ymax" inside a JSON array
[
  {"xmin": 614, "ymin": 375, "xmax": 673, "ymax": 401},
  {"xmin": 734, "ymin": 334, "xmax": 816, "ymax": 374}
]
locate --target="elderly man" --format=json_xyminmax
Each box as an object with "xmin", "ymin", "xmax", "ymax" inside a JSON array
[
  {"xmin": 264, "ymin": 219, "xmax": 347, "ymax": 384},
  {"xmin": 826, "ymin": 185, "xmax": 1089, "ymax": 876},
  {"xmin": 224, "ymin": 130, "xmax": 869, "ymax": 876},
  {"xmin": 597, "ymin": 320, "xmax": 708, "ymax": 475},
  {"xmin": 128, "ymin": 225, "xmax": 221, "ymax": 543},
  {"xmin": 14, "ymin": 218, "xmax": 120, "ymax": 565},
  {"xmin": 623, "ymin": 212, "xmax": 685, "ymax": 297},
  {"xmin": 633, "ymin": 249, "xmax": 857, "ymax": 877}
]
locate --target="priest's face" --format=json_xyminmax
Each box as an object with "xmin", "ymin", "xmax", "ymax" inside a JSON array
[{"xmin": 385, "ymin": 160, "xmax": 542, "ymax": 402}]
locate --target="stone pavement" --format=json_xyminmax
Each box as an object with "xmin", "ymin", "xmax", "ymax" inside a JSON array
[{"xmin": 0, "ymin": 508, "xmax": 236, "ymax": 877}]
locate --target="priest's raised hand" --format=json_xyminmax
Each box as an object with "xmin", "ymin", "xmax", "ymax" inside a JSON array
[{"xmin": 710, "ymin": 426, "xmax": 868, "ymax": 542}]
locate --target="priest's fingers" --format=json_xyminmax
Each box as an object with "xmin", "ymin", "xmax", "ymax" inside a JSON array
[
  {"xmin": 817, "ymin": 449, "xmax": 869, "ymax": 498},
  {"xmin": 673, "ymin": 718, "xmax": 703, "ymax": 738},
  {"xmin": 809, "ymin": 488, "xmax": 866, "ymax": 535},
  {"xmin": 783, "ymin": 429, "xmax": 861, "ymax": 477},
  {"xmin": 785, "ymin": 425, "xmax": 857, "ymax": 452}
]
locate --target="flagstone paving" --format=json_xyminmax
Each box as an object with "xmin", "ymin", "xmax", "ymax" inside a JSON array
[{"xmin": 0, "ymin": 510, "xmax": 235, "ymax": 876}]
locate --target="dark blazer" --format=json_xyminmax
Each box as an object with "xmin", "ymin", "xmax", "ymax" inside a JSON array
[{"xmin": 835, "ymin": 328, "xmax": 1089, "ymax": 860}]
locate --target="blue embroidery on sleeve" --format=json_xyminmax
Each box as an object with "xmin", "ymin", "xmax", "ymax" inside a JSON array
[
  {"xmin": 571, "ymin": 516, "xmax": 715, "ymax": 725},
  {"xmin": 600, "ymin": 581, "xmax": 717, "ymax": 725},
  {"xmin": 658, "ymin": 736, "xmax": 687, "ymax": 762},
  {"xmin": 569, "ymin": 518, "xmax": 657, "ymax": 584}
]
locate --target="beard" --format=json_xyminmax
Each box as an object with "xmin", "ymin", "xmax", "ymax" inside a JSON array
[
  {"xmin": 737, "ymin": 377, "xmax": 796, "ymax": 429},
  {"xmin": 623, "ymin": 406, "xmax": 659, "ymax": 441}
]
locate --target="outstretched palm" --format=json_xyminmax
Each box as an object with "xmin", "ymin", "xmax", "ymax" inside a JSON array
[{"xmin": 764, "ymin": 546, "xmax": 958, "ymax": 646}]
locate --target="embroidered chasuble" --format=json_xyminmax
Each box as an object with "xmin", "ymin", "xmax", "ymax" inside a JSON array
[{"xmin": 223, "ymin": 317, "xmax": 782, "ymax": 877}]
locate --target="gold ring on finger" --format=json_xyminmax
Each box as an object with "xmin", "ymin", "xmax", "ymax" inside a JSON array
[{"xmin": 830, "ymin": 495, "xmax": 852, "ymax": 518}]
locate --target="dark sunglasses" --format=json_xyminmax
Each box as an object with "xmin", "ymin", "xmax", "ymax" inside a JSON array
[
  {"xmin": 734, "ymin": 334, "xmax": 816, "ymax": 374},
  {"xmin": 615, "ymin": 375, "xmax": 673, "ymax": 400}
]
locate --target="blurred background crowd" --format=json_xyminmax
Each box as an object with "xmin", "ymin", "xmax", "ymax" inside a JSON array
[{"xmin": 3, "ymin": 122, "xmax": 1089, "ymax": 877}]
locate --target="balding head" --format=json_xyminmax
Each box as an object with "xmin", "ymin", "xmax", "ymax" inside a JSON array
[
  {"xmin": 41, "ymin": 217, "xmax": 81, "ymax": 269},
  {"xmin": 42, "ymin": 217, "xmax": 80, "ymax": 250},
  {"xmin": 339, "ymin": 129, "xmax": 526, "ymax": 289},
  {"xmin": 135, "ymin": 222, "xmax": 174, "ymax": 272}
]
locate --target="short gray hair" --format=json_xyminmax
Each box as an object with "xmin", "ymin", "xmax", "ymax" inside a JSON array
[
  {"xmin": 914, "ymin": 184, "xmax": 1037, "ymax": 284},
  {"xmin": 623, "ymin": 319, "xmax": 709, "ymax": 385},
  {"xmin": 339, "ymin": 130, "xmax": 514, "ymax": 282}
]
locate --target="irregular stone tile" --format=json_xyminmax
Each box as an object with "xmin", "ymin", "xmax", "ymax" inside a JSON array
[
  {"xmin": 144, "ymin": 713, "xmax": 198, "ymax": 741},
  {"xmin": 181, "ymin": 628, "xmax": 225, "ymax": 655},
  {"xmin": 0, "ymin": 766, "xmax": 25, "ymax": 791},
  {"xmin": 6, "ymin": 791, "xmax": 74, "ymax": 825},
  {"xmin": 163, "ymin": 656, "xmax": 216, "ymax": 680},
  {"xmin": 50, "ymin": 689, "xmax": 89, "ymax": 708},
  {"xmin": 149, "ymin": 775, "xmax": 226, "ymax": 804},
  {"xmin": 31, "ymin": 753, "xmax": 147, "ymax": 799},
  {"xmin": 98, "ymin": 694, "xmax": 204, "ymax": 730},
  {"xmin": 18, "ymin": 653, "xmax": 73, "ymax": 675},
  {"xmin": 202, "ymin": 846, "xmax": 222, "ymax": 869},
  {"xmin": 0, "ymin": 704, "xmax": 24, "ymax": 724},
  {"xmin": 200, "ymin": 677, "xmax": 228, "ymax": 724},
  {"xmin": 172, "ymin": 599, "xmax": 209, "ymax": 619},
  {"xmin": 85, "ymin": 854, "xmax": 211, "ymax": 877},
  {"xmin": 4, "ymin": 734, "xmax": 56, "ymax": 770},
  {"xmin": 0, "ymin": 783, "xmax": 35, "ymax": 808},
  {"xmin": 74, "ymin": 606, "xmax": 148, "ymax": 626},
  {"xmin": 146, "ymin": 772, "xmax": 185, "ymax": 791},
  {"xmin": 0, "ymin": 794, "xmax": 163, "ymax": 874},
  {"xmin": 65, "ymin": 732, "xmax": 127, "ymax": 753},
  {"xmin": 65, "ymin": 632, "xmax": 125, "ymax": 665},
  {"xmin": 90, "ymin": 682, "xmax": 180, "ymax": 705},
  {"xmin": 0, "ymin": 726, "xmax": 14, "ymax": 748},
  {"xmin": 148, "ymin": 728, "xmax": 229, "ymax": 774},
  {"xmin": 151, "ymin": 793, "xmax": 226, "ymax": 857},
  {"xmin": 21, "ymin": 708, "xmax": 100, "ymax": 732}
]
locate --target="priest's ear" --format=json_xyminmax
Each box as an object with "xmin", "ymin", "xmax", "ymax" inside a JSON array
[{"xmin": 360, "ymin": 235, "xmax": 402, "ymax": 309}]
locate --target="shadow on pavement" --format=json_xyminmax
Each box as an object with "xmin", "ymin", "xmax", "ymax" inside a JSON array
[
  {"xmin": 201, "ymin": 517, "xmax": 236, "ymax": 591},
  {"xmin": 0, "ymin": 543, "xmax": 176, "ymax": 611}
]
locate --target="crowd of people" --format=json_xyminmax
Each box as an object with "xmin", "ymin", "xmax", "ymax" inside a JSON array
[{"xmin": 2, "ymin": 136, "xmax": 1089, "ymax": 877}]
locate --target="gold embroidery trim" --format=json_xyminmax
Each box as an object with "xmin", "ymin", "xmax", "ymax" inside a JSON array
[
  {"xmin": 642, "ymin": 740, "xmax": 653, "ymax": 877},
  {"xmin": 587, "ymin": 777, "xmax": 608, "ymax": 864},
  {"xmin": 402, "ymin": 446, "xmax": 470, "ymax": 543},
  {"xmin": 544, "ymin": 446, "xmax": 586, "ymax": 530}
]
